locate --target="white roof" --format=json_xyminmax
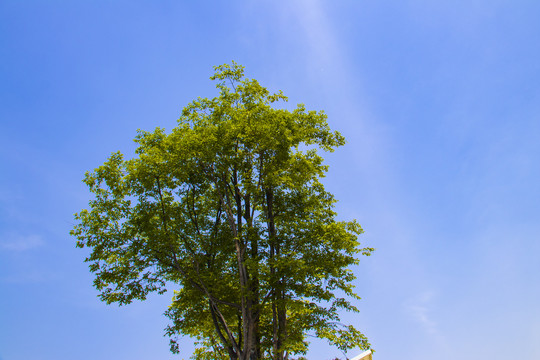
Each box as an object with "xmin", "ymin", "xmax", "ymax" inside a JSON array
[{"xmin": 350, "ymin": 349, "xmax": 372, "ymax": 360}]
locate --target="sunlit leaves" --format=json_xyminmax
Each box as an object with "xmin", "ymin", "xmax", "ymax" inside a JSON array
[{"xmin": 71, "ymin": 62, "xmax": 373, "ymax": 359}]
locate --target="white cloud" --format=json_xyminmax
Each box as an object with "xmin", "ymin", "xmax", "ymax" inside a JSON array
[
  {"xmin": 406, "ymin": 291, "xmax": 438, "ymax": 335},
  {"xmin": 0, "ymin": 272, "xmax": 49, "ymax": 283},
  {"xmin": 405, "ymin": 290, "xmax": 451, "ymax": 356},
  {"xmin": 0, "ymin": 234, "xmax": 44, "ymax": 251},
  {"xmin": 289, "ymin": 0, "xmax": 340, "ymax": 67}
]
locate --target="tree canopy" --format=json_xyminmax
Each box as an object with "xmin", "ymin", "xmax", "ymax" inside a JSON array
[{"xmin": 71, "ymin": 62, "xmax": 373, "ymax": 360}]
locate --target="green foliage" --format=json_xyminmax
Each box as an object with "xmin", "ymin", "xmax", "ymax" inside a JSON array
[{"xmin": 71, "ymin": 61, "xmax": 374, "ymax": 359}]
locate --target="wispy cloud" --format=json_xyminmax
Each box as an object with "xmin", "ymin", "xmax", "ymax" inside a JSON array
[
  {"xmin": 285, "ymin": 0, "xmax": 356, "ymax": 96},
  {"xmin": 289, "ymin": 0, "xmax": 341, "ymax": 68},
  {"xmin": 406, "ymin": 291, "xmax": 438, "ymax": 335},
  {"xmin": 0, "ymin": 234, "xmax": 44, "ymax": 251},
  {"xmin": 405, "ymin": 290, "xmax": 451, "ymax": 355},
  {"xmin": 0, "ymin": 271, "xmax": 51, "ymax": 284}
]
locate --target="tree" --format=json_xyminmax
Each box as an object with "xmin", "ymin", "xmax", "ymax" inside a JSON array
[{"xmin": 71, "ymin": 62, "xmax": 374, "ymax": 360}]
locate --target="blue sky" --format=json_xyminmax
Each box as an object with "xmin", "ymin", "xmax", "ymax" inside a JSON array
[{"xmin": 1, "ymin": 1, "xmax": 539, "ymax": 359}]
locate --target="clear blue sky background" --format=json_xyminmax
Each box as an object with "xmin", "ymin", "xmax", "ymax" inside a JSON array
[{"xmin": 1, "ymin": 1, "xmax": 539, "ymax": 359}]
